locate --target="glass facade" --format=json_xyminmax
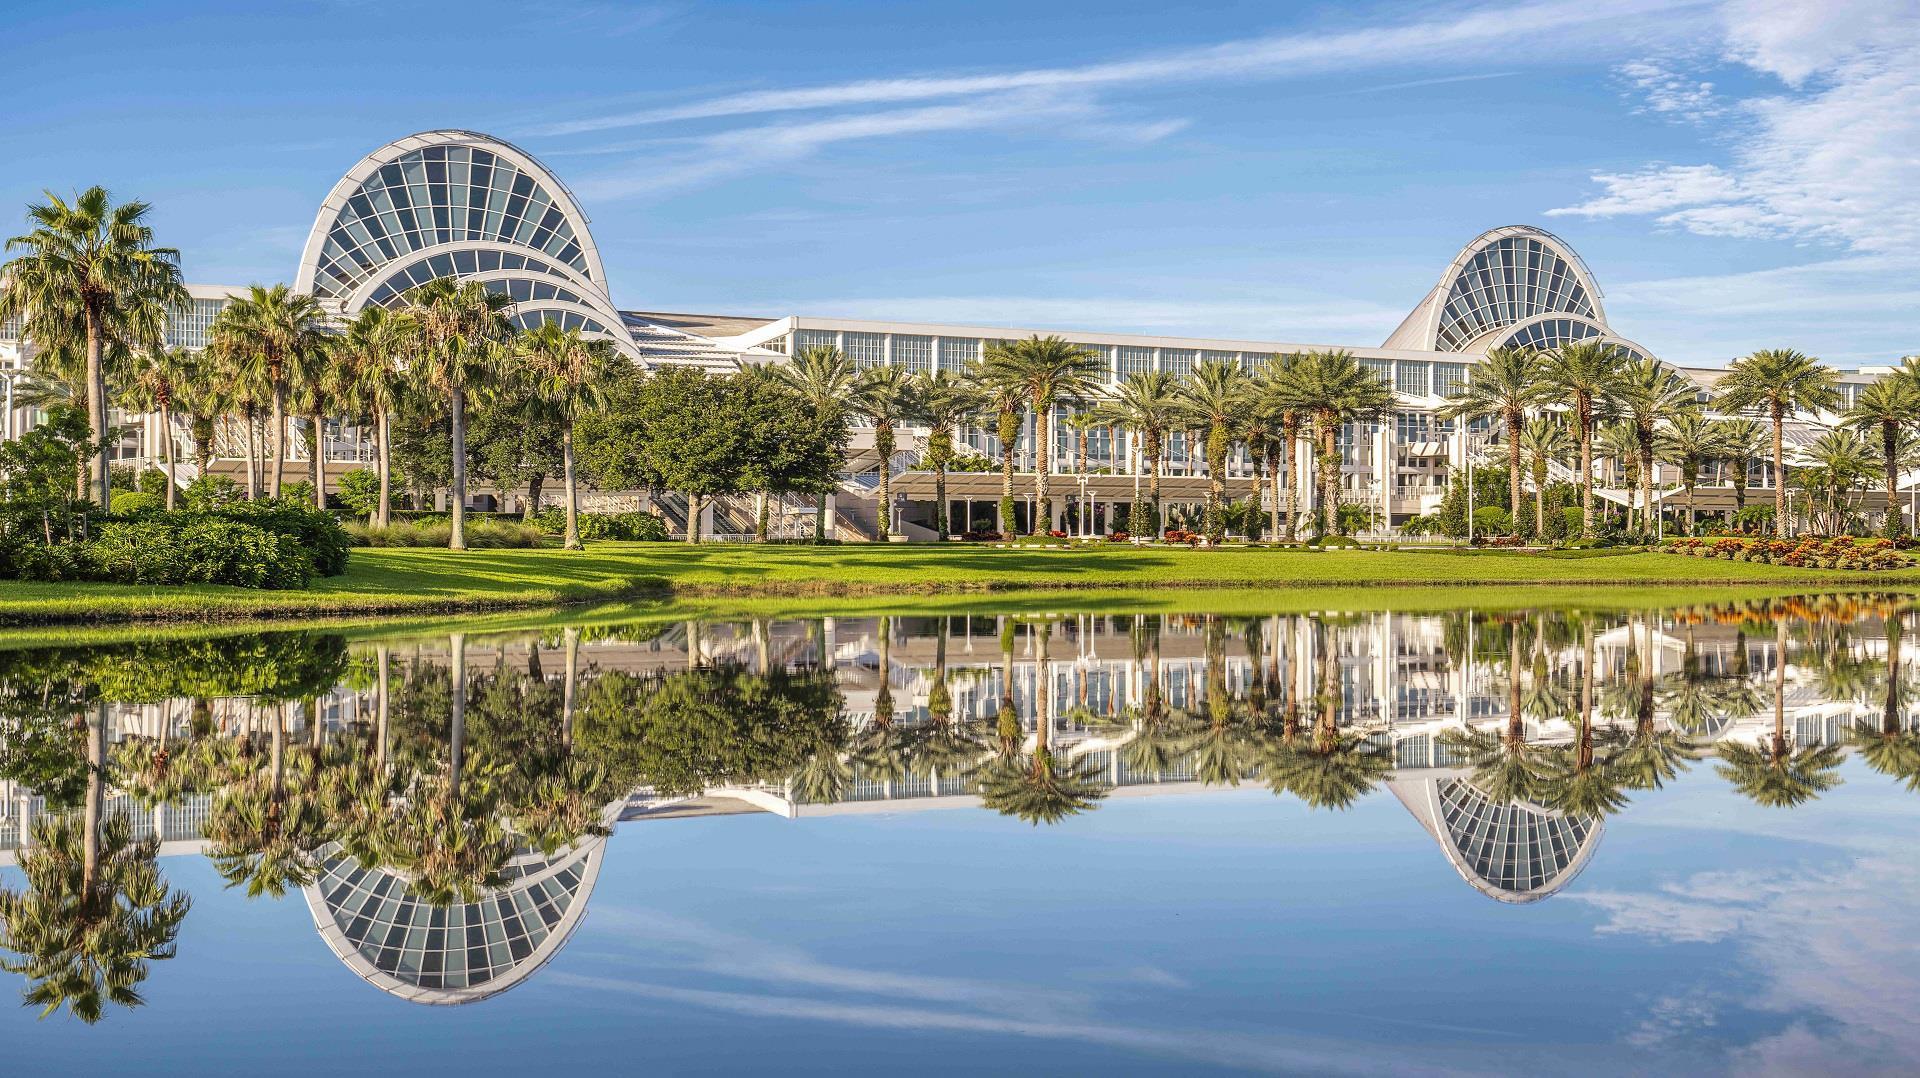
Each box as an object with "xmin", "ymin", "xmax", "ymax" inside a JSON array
[
  {"xmin": 844, "ymin": 331, "xmax": 885, "ymax": 369},
  {"xmin": 1433, "ymin": 234, "xmax": 1597, "ymax": 351},
  {"xmin": 1117, "ymin": 346, "xmax": 1154, "ymax": 374},
  {"xmin": 938, "ymin": 336, "xmax": 979, "ymax": 371},
  {"xmin": 1160, "ymin": 348, "xmax": 1196, "ymax": 376},
  {"xmin": 311, "ymin": 143, "xmax": 588, "ymax": 301},
  {"xmin": 162, "ymin": 298, "xmax": 228, "ymax": 350},
  {"xmin": 892, "ymin": 334, "xmax": 933, "ymax": 371}
]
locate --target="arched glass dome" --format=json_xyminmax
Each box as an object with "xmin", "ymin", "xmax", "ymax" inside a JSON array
[
  {"xmin": 303, "ymin": 835, "xmax": 606, "ymax": 1005},
  {"xmin": 1384, "ymin": 226, "xmax": 1612, "ymax": 354},
  {"xmin": 294, "ymin": 130, "xmax": 641, "ymax": 360}
]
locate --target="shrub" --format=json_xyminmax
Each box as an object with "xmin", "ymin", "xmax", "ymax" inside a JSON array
[
  {"xmin": 1309, "ymin": 534, "xmax": 1361, "ymax": 549},
  {"xmin": 1472, "ymin": 506, "xmax": 1512, "ymax": 535},
  {"xmin": 109, "ymin": 491, "xmax": 164, "ymax": 516},
  {"xmin": 212, "ymin": 500, "xmax": 352, "ymax": 576},
  {"xmin": 182, "ymin": 475, "xmax": 243, "ymax": 511},
  {"xmin": 81, "ymin": 520, "xmax": 314, "ymax": 588},
  {"xmin": 337, "ymin": 469, "xmax": 381, "ymax": 517},
  {"xmin": 530, "ymin": 508, "xmax": 671, "ymax": 541}
]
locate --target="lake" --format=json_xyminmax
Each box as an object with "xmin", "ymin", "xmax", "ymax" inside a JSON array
[{"xmin": 3, "ymin": 593, "xmax": 1917, "ymax": 1075}]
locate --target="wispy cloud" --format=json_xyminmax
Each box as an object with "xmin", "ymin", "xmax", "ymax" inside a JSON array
[
  {"xmin": 531, "ymin": 0, "xmax": 1696, "ymax": 137},
  {"xmin": 541, "ymin": 0, "xmax": 1705, "ymax": 200}
]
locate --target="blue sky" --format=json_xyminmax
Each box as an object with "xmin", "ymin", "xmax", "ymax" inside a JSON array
[{"xmin": 2, "ymin": 0, "xmax": 1914, "ymax": 366}]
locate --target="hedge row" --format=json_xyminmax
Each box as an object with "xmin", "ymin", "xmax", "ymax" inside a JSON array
[{"xmin": 0, "ymin": 500, "xmax": 352, "ymax": 588}]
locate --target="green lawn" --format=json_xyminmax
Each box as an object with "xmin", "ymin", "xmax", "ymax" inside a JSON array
[{"xmin": 5, "ymin": 542, "xmax": 1920, "ymax": 626}]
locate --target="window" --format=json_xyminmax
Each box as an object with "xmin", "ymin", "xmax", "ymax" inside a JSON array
[
  {"xmin": 844, "ymin": 332, "xmax": 885, "ymax": 369},
  {"xmin": 892, "ymin": 334, "xmax": 933, "ymax": 371},
  {"xmin": 1434, "ymin": 362, "xmax": 1467, "ymax": 397},
  {"xmin": 794, "ymin": 329, "xmax": 839, "ymax": 356},
  {"xmin": 1395, "ymin": 362, "xmax": 1430, "ymax": 396},
  {"xmin": 938, "ymin": 336, "xmax": 979, "ymax": 370},
  {"xmin": 1117, "ymin": 346, "xmax": 1153, "ymax": 374},
  {"xmin": 1160, "ymin": 349, "xmax": 1195, "ymax": 376},
  {"xmin": 1360, "ymin": 359, "xmax": 1392, "ymax": 385}
]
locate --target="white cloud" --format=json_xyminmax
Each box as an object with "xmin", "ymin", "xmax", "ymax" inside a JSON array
[
  {"xmin": 1564, "ymin": 847, "xmax": 1920, "ymax": 1072},
  {"xmin": 1617, "ymin": 59, "xmax": 1722, "ymax": 120},
  {"xmin": 1550, "ymin": 1, "xmax": 1920, "ymax": 253}
]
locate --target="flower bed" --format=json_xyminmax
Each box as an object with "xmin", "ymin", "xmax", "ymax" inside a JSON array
[{"xmin": 1663, "ymin": 536, "xmax": 1912, "ymax": 571}]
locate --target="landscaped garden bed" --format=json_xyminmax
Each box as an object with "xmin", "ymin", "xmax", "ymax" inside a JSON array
[{"xmin": 1662, "ymin": 536, "xmax": 1912, "ymax": 571}]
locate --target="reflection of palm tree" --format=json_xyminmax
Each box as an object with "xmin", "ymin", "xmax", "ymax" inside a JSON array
[
  {"xmin": 1264, "ymin": 619, "xmax": 1392, "ymax": 809},
  {"xmin": 1191, "ymin": 616, "xmax": 1253, "ymax": 786},
  {"xmin": 1539, "ymin": 618, "xmax": 1631, "ymax": 818},
  {"xmin": 909, "ymin": 622, "xmax": 986, "ymax": 780},
  {"xmin": 1717, "ymin": 618, "xmax": 1844, "ymax": 807},
  {"xmin": 1441, "ymin": 618, "xmax": 1548, "ymax": 804},
  {"xmin": 0, "ymin": 713, "xmax": 191, "ymax": 1023},
  {"xmin": 979, "ymin": 620, "xmax": 1106, "ymax": 824},
  {"xmin": 205, "ymin": 702, "xmax": 329, "ymax": 897},
  {"xmin": 1848, "ymin": 608, "xmax": 1920, "ymax": 791},
  {"xmin": 849, "ymin": 617, "xmax": 909, "ymax": 783},
  {"xmin": 1609, "ymin": 614, "xmax": 1700, "ymax": 791}
]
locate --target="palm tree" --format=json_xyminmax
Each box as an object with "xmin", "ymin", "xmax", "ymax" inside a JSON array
[
  {"xmin": 1272, "ymin": 350, "xmax": 1393, "ymax": 537},
  {"xmin": 204, "ymin": 703, "xmax": 330, "ymax": 897},
  {"xmin": 1177, "ymin": 359, "xmax": 1251, "ymax": 542},
  {"xmin": 1252, "ymin": 354, "xmax": 1310, "ymax": 539},
  {"xmin": 406, "ymin": 278, "xmax": 512, "ymax": 549},
  {"xmin": 1716, "ymin": 618, "xmax": 1843, "ymax": 806},
  {"xmin": 1794, "ymin": 427, "xmax": 1878, "ymax": 535},
  {"xmin": 1517, "ymin": 415, "xmax": 1571, "ymax": 537},
  {"xmin": 1540, "ymin": 341, "xmax": 1628, "ymax": 538},
  {"xmin": 209, "ymin": 284, "xmax": 330, "ymax": 500},
  {"xmin": 1615, "ymin": 357, "xmax": 1699, "ymax": 533},
  {"xmin": 519, "ymin": 323, "xmax": 623, "ymax": 549},
  {"xmin": 120, "ymin": 346, "xmax": 190, "ymax": 509},
  {"xmin": 293, "ymin": 331, "xmax": 338, "ymax": 509},
  {"xmin": 1711, "ymin": 418, "xmax": 1769, "ymax": 527},
  {"xmin": 914, "ymin": 369, "xmax": 983, "ymax": 540},
  {"xmin": 1, "ymin": 187, "xmax": 188, "ymax": 508},
  {"xmin": 853, "ymin": 366, "xmax": 918, "ymax": 542},
  {"xmin": 1842, "ymin": 376, "xmax": 1920, "ymax": 537},
  {"xmin": 1095, "ymin": 370, "xmax": 1184, "ymax": 538},
  {"xmin": 777, "ymin": 345, "xmax": 861, "ymax": 540},
  {"xmin": 333, "ymin": 305, "xmax": 416, "ymax": 527},
  {"xmin": 1439, "ymin": 346, "xmax": 1542, "ymax": 535},
  {"xmin": 0, "ymin": 712, "xmax": 191, "ymax": 1023},
  {"xmin": 1660, "ymin": 410, "xmax": 1724, "ymax": 534},
  {"xmin": 1713, "ymin": 348, "xmax": 1841, "ymax": 538},
  {"xmin": 979, "ymin": 335, "xmax": 1103, "ymax": 535},
  {"xmin": 1596, "ymin": 421, "xmax": 1642, "ymax": 529}
]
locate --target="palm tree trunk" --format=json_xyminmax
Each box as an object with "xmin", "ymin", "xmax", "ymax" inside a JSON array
[
  {"xmin": 1579, "ymin": 403, "xmax": 1595, "ymax": 538},
  {"xmin": 934, "ymin": 462, "xmax": 948, "ymax": 540},
  {"xmin": 1147, "ymin": 433, "xmax": 1163, "ymax": 536},
  {"xmin": 1507, "ymin": 412, "xmax": 1523, "ymax": 534},
  {"xmin": 1033, "ymin": 405, "xmax": 1051, "ymax": 536},
  {"xmin": 242, "ymin": 406, "xmax": 259, "ymax": 500},
  {"xmin": 562, "ymin": 626, "xmax": 579, "ymax": 750},
  {"xmin": 1269, "ymin": 437, "xmax": 1285, "ymax": 540},
  {"xmin": 877, "ymin": 423, "xmax": 894, "ymax": 542},
  {"xmin": 375, "ymin": 643, "xmax": 390, "ymax": 770},
  {"xmin": 83, "ymin": 311, "xmax": 113, "ymax": 508},
  {"xmin": 449, "ymin": 385, "xmax": 468, "ymax": 550},
  {"xmin": 82, "ymin": 703, "xmax": 107, "ymax": 895},
  {"xmin": 999, "ymin": 411, "xmax": 1017, "ymax": 537},
  {"xmin": 1639, "ymin": 440, "xmax": 1655, "ymax": 537},
  {"xmin": 310, "ymin": 409, "xmax": 326, "ymax": 509},
  {"xmin": 1884, "ymin": 422, "xmax": 1901, "ymax": 537},
  {"xmin": 1533, "ymin": 454, "xmax": 1547, "ymax": 536},
  {"xmin": 1771, "ymin": 408, "xmax": 1787, "ymax": 538},
  {"xmin": 375, "ymin": 409, "xmax": 392, "ymax": 528},
  {"xmin": 524, "ymin": 473, "xmax": 544, "ymax": 521},
  {"xmin": 561, "ymin": 423, "xmax": 581, "ymax": 550},
  {"xmin": 159, "ymin": 401, "xmax": 177, "ymax": 510},
  {"xmin": 269, "ymin": 377, "xmax": 287, "ymax": 499}
]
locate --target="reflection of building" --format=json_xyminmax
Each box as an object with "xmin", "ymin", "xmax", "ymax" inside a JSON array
[
  {"xmin": 303, "ymin": 836, "xmax": 606, "ymax": 1005},
  {"xmin": 1387, "ymin": 775, "xmax": 1600, "ymax": 903}
]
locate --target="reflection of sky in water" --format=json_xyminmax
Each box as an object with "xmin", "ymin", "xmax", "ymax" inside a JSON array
[{"xmin": 5, "ymin": 760, "xmax": 1915, "ymax": 1075}]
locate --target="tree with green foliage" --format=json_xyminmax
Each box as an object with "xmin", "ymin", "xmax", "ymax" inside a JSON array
[
  {"xmin": 1096, "ymin": 369, "xmax": 1184, "ymax": 538},
  {"xmin": 1659, "ymin": 410, "xmax": 1725, "ymax": 534},
  {"xmin": 1439, "ymin": 346, "xmax": 1543, "ymax": 536},
  {"xmin": 210, "ymin": 284, "xmax": 330, "ymax": 501},
  {"xmin": 1, "ymin": 187, "xmax": 188, "ymax": 509},
  {"xmin": 1841, "ymin": 375, "xmax": 1920, "ymax": 537},
  {"xmin": 1178, "ymin": 359, "xmax": 1251, "ymax": 543},
  {"xmin": 775, "ymin": 346, "xmax": 861, "ymax": 541},
  {"xmin": 406, "ymin": 277, "xmax": 512, "ymax": 549},
  {"xmin": 1539, "ymin": 341, "xmax": 1627, "ymax": 539},
  {"xmin": 0, "ymin": 405, "xmax": 95, "ymax": 545},
  {"xmin": 975, "ymin": 336, "xmax": 1103, "ymax": 536},
  {"xmin": 1713, "ymin": 348, "xmax": 1841, "ymax": 538},
  {"xmin": 1614, "ymin": 357, "xmax": 1699, "ymax": 532},
  {"xmin": 852, "ymin": 366, "xmax": 919, "ymax": 542},
  {"xmin": 913, "ymin": 369, "xmax": 983, "ymax": 540},
  {"xmin": 332, "ymin": 305, "xmax": 417, "ymax": 527}
]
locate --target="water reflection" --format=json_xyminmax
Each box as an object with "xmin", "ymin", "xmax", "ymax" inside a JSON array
[{"xmin": 3, "ymin": 594, "xmax": 1919, "ymax": 1022}]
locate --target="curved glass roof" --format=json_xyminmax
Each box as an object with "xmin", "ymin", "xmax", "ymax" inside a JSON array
[
  {"xmin": 311, "ymin": 143, "xmax": 589, "ymax": 302},
  {"xmin": 304, "ymin": 838, "xmax": 602, "ymax": 1004},
  {"xmin": 1434, "ymin": 234, "xmax": 1598, "ymax": 351},
  {"xmin": 1434, "ymin": 778, "xmax": 1597, "ymax": 901},
  {"xmin": 363, "ymin": 248, "xmax": 577, "ymax": 308}
]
